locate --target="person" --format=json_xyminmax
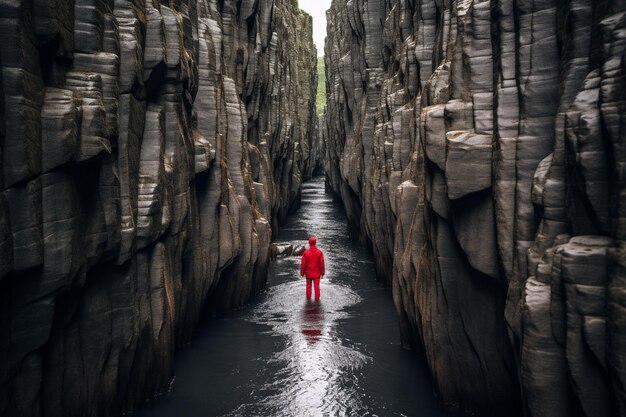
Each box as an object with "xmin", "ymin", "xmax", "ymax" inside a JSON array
[{"xmin": 300, "ymin": 236, "xmax": 325, "ymax": 300}]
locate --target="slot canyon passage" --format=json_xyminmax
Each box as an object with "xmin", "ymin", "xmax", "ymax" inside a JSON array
[
  {"xmin": 137, "ymin": 177, "xmax": 461, "ymax": 417},
  {"xmin": 0, "ymin": 1, "xmax": 625, "ymax": 417}
]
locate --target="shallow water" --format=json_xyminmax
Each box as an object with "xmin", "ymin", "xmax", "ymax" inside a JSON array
[{"xmin": 138, "ymin": 177, "xmax": 460, "ymax": 417}]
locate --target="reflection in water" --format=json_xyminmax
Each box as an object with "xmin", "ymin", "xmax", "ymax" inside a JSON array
[
  {"xmin": 301, "ymin": 301, "xmax": 324, "ymax": 345},
  {"xmin": 138, "ymin": 177, "xmax": 461, "ymax": 417},
  {"xmin": 240, "ymin": 279, "xmax": 370, "ymax": 417}
]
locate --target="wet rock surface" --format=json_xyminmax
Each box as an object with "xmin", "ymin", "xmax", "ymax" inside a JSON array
[
  {"xmin": 323, "ymin": 0, "xmax": 626, "ymax": 416},
  {"xmin": 0, "ymin": 1, "xmax": 319, "ymax": 416}
]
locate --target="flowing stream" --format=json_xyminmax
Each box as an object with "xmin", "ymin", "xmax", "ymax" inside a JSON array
[{"xmin": 139, "ymin": 177, "xmax": 460, "ymax": 417}]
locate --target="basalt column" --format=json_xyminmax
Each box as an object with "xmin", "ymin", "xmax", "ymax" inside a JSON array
[
  {"xmin": 323, "ymin": 0, "xmax": 625, "ymax": 416},
  {"xmin": 0, "ymin": 0, "xmax": 318, "ymax": 416}
]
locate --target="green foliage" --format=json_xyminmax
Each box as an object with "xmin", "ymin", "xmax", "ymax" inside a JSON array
[
  {"xmin": 316, "ymin": 56, "xmax": 326, "ymax": 115},
  {"xmin": 293, "ymin": 0, "xmax": 301, "ymax": 13}
]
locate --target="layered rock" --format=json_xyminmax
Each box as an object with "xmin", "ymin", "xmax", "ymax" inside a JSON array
[
  {"xmin": 323, "ymin": 0, "xmax": 625, "ymax": 415},
  {"xmin": 0, "ymin": 0, "xmax": 318, "ymax": 416}
]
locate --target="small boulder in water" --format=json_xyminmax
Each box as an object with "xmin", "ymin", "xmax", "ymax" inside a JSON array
[
  {"xmin": 270, "ymin": 243, "xmax": 293, "ymax": 259},
  {"xmin": 293, "ymin": 245, "xmax": 306, "ymax": 256}
]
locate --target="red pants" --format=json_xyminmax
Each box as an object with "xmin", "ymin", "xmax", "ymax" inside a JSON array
[{"xmin": 306, "ymin": 277, "xmax": 320, "ymax": 300}]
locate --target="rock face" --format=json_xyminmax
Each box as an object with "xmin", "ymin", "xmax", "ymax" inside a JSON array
[
  {"xmin": 0, "ymin": 0, "xmax": 318, "ymax": 416},
  {"xmin": 323, "ymin": 0, "xmax": 625, "ymax": 416}
]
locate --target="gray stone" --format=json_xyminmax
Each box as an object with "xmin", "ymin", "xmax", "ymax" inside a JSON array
[
  {"xmin": 41, "ymin": 88, "xmax": 78, "ymax": 172},
  {"xmin": 5, "ymin": 179, "xmax": 43, "ymax": 271},
  {"xmin": 270, "ymin": 243, "xmax": 295, "ymax": 258},
  {"xmin": 292, "ymin": 245, "xmax": 305, "ymax": 256},
  {"xmin": 65, "ymin": 71, "xmax": 111, "ymax": 162},
  {"xmin": 421, "ymin": 104, "xmax": 446, "ymax": 170},
  {"xmin": 444, "ymin": 131, "xmax": 492, "ymax": 200}
]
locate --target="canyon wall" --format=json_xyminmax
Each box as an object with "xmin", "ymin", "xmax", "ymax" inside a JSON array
[
  {"xmin": 0, "ymin": 0, "xmax": 318, "ymax": 416},
  {"xmin": 323, "ymin": 0, "xmax": 625, "ymax": 416}
]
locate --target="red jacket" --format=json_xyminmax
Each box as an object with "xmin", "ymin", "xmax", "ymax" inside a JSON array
[{"xmin": 300, "ymin": 245, "xmax": 325, "ymax": 278}]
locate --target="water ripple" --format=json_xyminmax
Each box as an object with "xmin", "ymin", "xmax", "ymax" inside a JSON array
[{"xmin": 228, "ymin": 279, "xmax": 371, "ymax": 417}]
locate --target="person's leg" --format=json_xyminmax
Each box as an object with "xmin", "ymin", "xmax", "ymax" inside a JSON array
[
  {"xmin": 314, "ymin": 278, "xmax": 320, "ymax": 300},
  {"xmin": 306, "ymin": 278, "xmax": 312, "ymax": 299}
]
